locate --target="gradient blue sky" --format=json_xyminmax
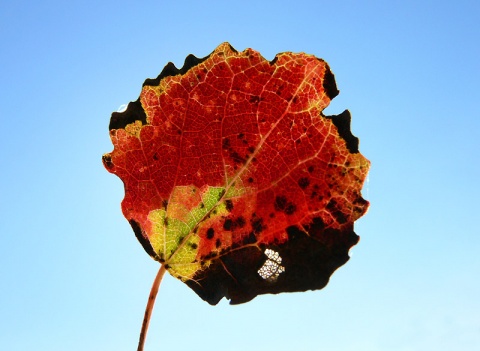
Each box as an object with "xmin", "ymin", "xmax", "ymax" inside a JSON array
[{"xmin": 1, "ymin": 1, "xmax": 479, "ymax": 350}]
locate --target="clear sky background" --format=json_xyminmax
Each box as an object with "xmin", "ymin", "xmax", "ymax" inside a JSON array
[{"xmin": 1, "ymin": 1, "xmax": 479, "ymax": 350}]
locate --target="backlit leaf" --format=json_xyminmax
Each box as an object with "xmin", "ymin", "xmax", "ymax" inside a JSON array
[{"xmin": 103, "ymin": 42, "xmax": 370, "ymax": 305}]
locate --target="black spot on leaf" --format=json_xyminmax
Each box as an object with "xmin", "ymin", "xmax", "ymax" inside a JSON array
[
  {"xmin": 284, "ymin": 203, "xmax": 297, "ymax": 215},
  {"xmin": 274, "ymin": 196, "xmax": 287, "ymax": 211},
  {"xmin": 236, "ymin": 216, "xmax": 246, "ymax": 228},
  {"xmin": 231, "ymin": 151, "xmax": 246, "ymax": 164},
  {"xmin": 225, "ymin": 199, "xmax": 234, "ymax": 212},
  {"xmin": 249, "ymin": 95, "xmax": 261, "ymax": 104},
  {"xmin": 206, "ymin": 228, "xmax": 215, "ymax": 239},
  {"xmin": 326, "ymin": 199, "xmax": 347, "ymax": 224},
  {"xmin": 102, "ymin": 154, "xmax": 113, "ymax": 169},
  {"xmin": 251, "ymin": 216, "xmax": 264, "ymax": 233},
  {"xmin": 223, "ymin": 219, "xmax": 233, "ymax": 230},
  {"xmin": 298, "ymin": 177, "xmax": 310, "ymax": 189},
  {"xmin": 222, "ymin": 138, "xmax": 230, "ymax": 149},
  {"xmin": 274, "ymin": 195, "xmax": 296, "ymax": 215}
]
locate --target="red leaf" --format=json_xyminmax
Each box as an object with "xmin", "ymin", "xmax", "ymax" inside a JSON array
[{"xmin": 103, "ymin": 43, "xmax": 370, "ymax": 305}]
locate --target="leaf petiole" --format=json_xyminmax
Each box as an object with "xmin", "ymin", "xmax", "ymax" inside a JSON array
[{"xmin": 137, "ymin": 264, "xmax": 167, "ymax": 351}]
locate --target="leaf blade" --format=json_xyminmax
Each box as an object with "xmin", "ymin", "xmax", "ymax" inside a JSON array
[{"xmin": 103, "ymin": 42, "xmax": 370, "ymax": 305}]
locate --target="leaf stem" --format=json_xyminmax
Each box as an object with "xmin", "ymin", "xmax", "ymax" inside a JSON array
[{"xmin": 137, "ymin": 264, "xmax": 167, "ymax": 351}]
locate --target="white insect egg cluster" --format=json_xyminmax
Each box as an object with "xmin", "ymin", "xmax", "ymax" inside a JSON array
[{"xmin": 257, "ymin": 248, "xmax": 285, "ymax": 282}]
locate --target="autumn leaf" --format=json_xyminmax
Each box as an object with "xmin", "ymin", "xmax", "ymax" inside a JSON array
[{"xmin": 103, "ymin": 42, "xmax": 369, "ymax": 349}]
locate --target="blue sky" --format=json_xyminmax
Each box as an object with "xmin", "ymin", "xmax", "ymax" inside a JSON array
[{"xmin": 1, "ymin": 1, "xmax": 479, "ymax": 350}]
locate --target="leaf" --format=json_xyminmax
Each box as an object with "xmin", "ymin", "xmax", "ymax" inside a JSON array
[{"xmin": 103, "ymin": 42, "xmax": 370, "ymax": 306}]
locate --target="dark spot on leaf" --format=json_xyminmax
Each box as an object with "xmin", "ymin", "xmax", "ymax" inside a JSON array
[
  {"xmin": 249, "ymin": 95, "xmax": 261, "ymax": 104},
  {"xmin": 223, "ymin": 219, "xmax": 233, "ymax": 231},
  {"xmin": 190, "ymin": 243, "xmax": 198, "ymax": 249},
  {"xmin": 274, "ymin": 195, "xmax": 287, "ymax": 211},
  {"xmin": 305, "ymin": 217, "xmax": 326, "ymax": 236},
  {"xmin": 153, "ymin": 153, "xmax": 159, "ymax": 160},
  {"xmin": 231, "ymin": 151, "xmax": 246, "ymax": 164},
  {"xmin": 308, "ymin": 165, "xmax": 315, "ymax": 173},
  {"xmin": 251, "ymin": 216, "xmax": 264, "ymax": 233},
  {"xmin": 298, "ymin": 177, "xmax": 310, "ymax": 189},
  {"xmin": 353, "ymin": 196, "xmax": 369, "ymax": 207},
  {"xmin": 164, "ymin": 264, "xmax": 170, "ymax": 269},
  {"xmin": 222, "ymin": 138, "xmax": 230, "ymax": 149},
  {"xmin": 206, "ymin": 227, "xmax": 215, "ymax": 239},
  {"xmin": 178, "ymin": 236, "xmax": 185, "ymax": 244},
  {"xmin": 238, "ymin": 133, "xmax": 244, "ymax": 139},
  {"xmin": 326, "ymin": 199, "xmax": 347, "ymax": 224},
  {"xmin": 162, "ymin": 199, "xmax": 168, "ymax": 208},
  {"xmin": 284, "ymin": 203, "xmax": 297, "ymax": 215},
  {"xmin": 274, "ymin": 195, "xmax": 297, "ymax": 215},
  {"xmin": 225, "ymin": 199, "xmax": 234, "ymax": 212},
  {"xmin": 248, "ymin": 177, "xmax": 254, "ymax": 183},
  {"xmin": 236, "ymin": 216, "xmax": 246, "ymax": 228},
  {"xmin": 215, "ymin": 239, "xmax": 222, "ymax": 248},
  {"xmin": 102, "ymin": 154, "xmax": 113, "ymax": 169},
  {"xmin": 200, "ymin": 202, "xmax": 205, "ymax": 208}
]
